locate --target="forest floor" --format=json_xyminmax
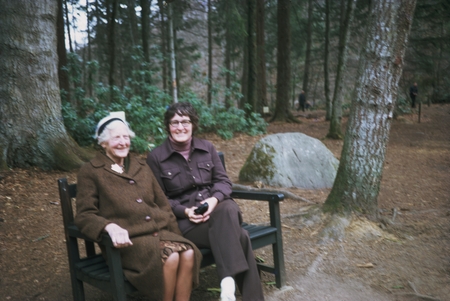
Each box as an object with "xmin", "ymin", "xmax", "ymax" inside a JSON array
[{"xmin": 1, "ymin": 104, "xmax": 449, "ymax": 301}]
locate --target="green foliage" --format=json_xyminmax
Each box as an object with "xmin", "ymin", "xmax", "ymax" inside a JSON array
[
  {"xmin": 179, "ymin": 93, "xmax": 267, "ymax": 140},
  {"xmin": 61, "ymin": 101, "xmax": 99, "ymax": 147},
  {"xmin": 61, "ymin": 56, "xmax": 267, "ymax": 153},
  {"xmin": 341, "ymin": 102, "xmax": 352, "ymax": 111},
  {"xmin": 183, "ymin": 65, "xmax": 266, "ymax": 139},
  {"xmin": 64, "ymin": 52, "xmax": 83, "ymax": 85},
  {"xmin": 218, "ymin": 67, "xmax": 244, "ymax": 105},
  {"xmin": 394, "ymin": 96, "xmax": 412, "ymax": 117},
  {"xmin": 61, "ymin": 81, "xmax": 169, "ymax": 153}
]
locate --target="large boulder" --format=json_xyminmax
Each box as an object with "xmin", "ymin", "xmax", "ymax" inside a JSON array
[{"xmin": 239, "ymin": 133, "xmax": 339, "ymax": 189}]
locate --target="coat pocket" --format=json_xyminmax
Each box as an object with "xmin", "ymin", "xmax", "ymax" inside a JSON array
[
  {"xmin": 160, "ymin": 168, "xmax": 182, "ymax": 192},
  {"xmin": 197, "ymin": 161, "xmax": 213, "ymax": 184}
]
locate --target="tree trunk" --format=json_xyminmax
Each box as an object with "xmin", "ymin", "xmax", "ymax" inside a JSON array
[
  {"xmin": 128, "ymin": 0, "xmax": 139, "ymax": 47},
  {"xmin": 86, "ymin": 0, "xmax": 93, "ymax": 97},
  {"xmin": 312, "ymin": 65, "xmax": 320, "ymax": 105},
  {"xmin": 271, "ymin": 0, "xmax": 296, "ymax": 122},
  {"xmin": 158, "ymin": 0, "xmax": 168, "ymax": 93},
  {"xmin": 0, "ymin": 0, "xmax": 92, "ymax": 171},
  {"xmin": 256, "ymin": 0, "xmax": 268, "ymax": 112},
  {"xmin": 64, "ymin": 0, "xmax": 73, "ymax": 53},
  {"xmin": 247, "ymin": 0, "xmax": 257, "ymax": 114},
  {"xmin": 140, "ymin": 0, "xmax": 152, "ymax": 90},
  {"xmin": 224, "ymin": 15, "xmax": 232, "ymax": 108},
  {"xmin": 433, "ymin": 20, "xmax": 444, "ymax": 103},
  {"xmin": 174, "ymin": 26, "xmax": 181, "ymax": 100},
  {"xmin": 118, "ymin": 42, "xmax": 125, "ymax": 89},
  {"xmin": 240, "ymin": 38, "xmax": 248, "ymax": 110},
  {"xmin": 57, "ymin": 0, "xmax": 71, "ymax": 105},
  {"xmin": 302, "ymin": 0, "xmax": 313, "ymax": 95},
  {"xmin": 323, "ymin": 0, "xmax": 417, "ymax": 218},
  {"xmin": 94, "ymin": 0, "xmax": 105, "ymax": 84},
  {"xmin": 207, "ymin": 0, "xmax": 213, "ymax": 105},
  {"xmin": 140, "ymin": 0, "xmax": 151, "ymax": 65},
  {"xmin": 324, "ymin": 0, "xmax": 332, "ymax": 121},
  {"xmin": 327, "ymin": 0, "xmax": 356, "ymax": 139},
  {"xmin": 107, "ymin": 0, "xmax": 119, "ymax": 103},
  {"xmin": 168, "ymin": 4, "xmax": 178, "ymax": 103}
]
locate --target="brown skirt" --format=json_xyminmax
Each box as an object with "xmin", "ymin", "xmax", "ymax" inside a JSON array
[{"xmin": 159, "ymin": 241, "xmax": 192, "ymax": 263}]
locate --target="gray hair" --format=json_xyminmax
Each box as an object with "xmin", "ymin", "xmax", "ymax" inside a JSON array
[{"xmin": 96, "ymin": 120, "xmax": 136, "ymax": 145}]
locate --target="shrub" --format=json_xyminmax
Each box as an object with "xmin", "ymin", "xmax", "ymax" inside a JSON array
[
  {"xmin": 394, "ymin": 96, "xmax": 412, "ymax": 117},
  {"xmin": 61, "ymin": 56, "xmax": 267, "ymax": 153},
  {"xmin": 178, "ymin": 93, "xmax": 267, "ymax": 140}
]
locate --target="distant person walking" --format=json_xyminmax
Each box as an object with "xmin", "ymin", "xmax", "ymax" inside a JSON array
[
  {"xmin": 409, "ymin": 82, "xmax": 418, "ymax": 108},
  {"xmin": 298, "ymin": 90, "xmax": 306, "ymax": 112}
]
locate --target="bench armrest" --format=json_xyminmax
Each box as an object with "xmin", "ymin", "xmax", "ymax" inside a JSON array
[
  {"xmin": 231, "ymin": 190, "xmax": 284, "ymax": 203},
  {"xmin": 67, "ymin": 223, "xmax": 115, "ymax": 248},
  {"xmin": 231, "ymin": 190, "xmax": 284, "ymax": 230}
]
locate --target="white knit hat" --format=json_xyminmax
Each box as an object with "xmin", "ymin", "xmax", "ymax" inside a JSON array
[{"xmin": 95, "ymin": 111, "xmax": 126, "ymax": 138}]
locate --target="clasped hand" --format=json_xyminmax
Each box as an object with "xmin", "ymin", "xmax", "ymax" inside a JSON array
[
  {"xmin": 185, "ymin": 197, "xmax": 218, "ymax": 223},
  {"xmin": 104, "ymin": 223, "xmax": 133, "ymax": 248}
]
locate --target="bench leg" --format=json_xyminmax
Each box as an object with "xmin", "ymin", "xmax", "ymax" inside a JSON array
[
  {"xmin": 107, "ymin": 248, "xmax": 128, "ymax": 301},
  {"xmin": 273, "ymin": 241, "xmax": 286, "ymax": 288},
  {"xmin": 110, "ymin": 280, "xmax": 127, "ymax": 301},
  {"xmin": 71, "ymin": 276, "xmax": 85, "ymax": 301}
]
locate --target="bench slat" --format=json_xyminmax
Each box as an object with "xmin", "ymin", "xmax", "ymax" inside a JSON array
[{"xmin": 246, "ymin": 226, "xmax": 277, "ymax": 240}]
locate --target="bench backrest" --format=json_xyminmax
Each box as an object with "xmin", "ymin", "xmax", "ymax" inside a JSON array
[{"xmin": 58, "ymin": 178, "xmax": 96, "ymax": 256}]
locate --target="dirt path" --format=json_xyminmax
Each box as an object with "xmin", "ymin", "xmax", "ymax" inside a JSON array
[{"xmin": 1, "ymin": 104, "xmax": 449, "ymax": 301}]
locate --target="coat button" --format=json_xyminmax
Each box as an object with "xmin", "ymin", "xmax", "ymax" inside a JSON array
[
  {"xmin": 137, "ymin": 199, "xmax": 143, "ymax": 203},
  {"xmin": 145, "ymin": 216, "xmax": 151, "ymax": 221},
  {"xmin": 198, "ymin": 193, "xmax": 202, "ymax": 197},
  {"xmin": 207, "ymin": 164, "xmax": 210, "ymax": 167},
  {"xmin": 129, "ymin": 180, "xmax": 135, "ymax": 184},
  {"xmin": 152, "ymin": 232, "xmax": 158, "ymax": 237},
  {"xmin": 193, "ymin": 176, "xmax": 196, "ymax": 179},
  {"xmin": 168, "ymin": 172, "xmax": 172, "ymax": 175}
]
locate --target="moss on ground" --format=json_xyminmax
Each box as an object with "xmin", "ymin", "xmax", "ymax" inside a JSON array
[{"xmin": 239, "ymin": 143, "xmax": 276, "ymax": 182}]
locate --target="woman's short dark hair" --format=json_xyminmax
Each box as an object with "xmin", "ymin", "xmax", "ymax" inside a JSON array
[{"xmin": 164, "ymin": 102, "xmax": 199, "ymax": 134}]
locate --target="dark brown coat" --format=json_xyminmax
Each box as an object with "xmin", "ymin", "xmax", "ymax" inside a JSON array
[
  {"xmin": 74, "ymin": 152, "xmax": 202, "ymax": 299},
  {"xmin": 147, "ymin": 137, "xmax": 233, "ymax": 234}
]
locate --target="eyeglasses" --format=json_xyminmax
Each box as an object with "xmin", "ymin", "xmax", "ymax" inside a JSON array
[{"xmin": 169, "ymin": 120, "xmax": 192, "ymax": 127}]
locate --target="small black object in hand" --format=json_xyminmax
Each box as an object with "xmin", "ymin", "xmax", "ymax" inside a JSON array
[{"xmin": 194, "ymin": 203, "xmax": 209, "ymax": 215}]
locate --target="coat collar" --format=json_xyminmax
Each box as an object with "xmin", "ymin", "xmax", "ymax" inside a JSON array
[
  {"xmin": 91, "ymin": 152, "xmax": 145, "ymax": 178},
  {"xmin": 158, "ymin": 137, "xmax": 209, "ymax": 162}
]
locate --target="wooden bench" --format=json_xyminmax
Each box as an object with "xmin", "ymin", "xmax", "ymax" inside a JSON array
[
  {"xmin": 58, "ymin": 155, "xmax": 285, "ymax": 301},
  {"xmin": 58, "ymin": 178, "xmax": 137, "ymax": 301}
]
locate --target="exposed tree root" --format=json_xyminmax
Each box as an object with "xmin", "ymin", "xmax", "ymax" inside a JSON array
[
  {"xmin": 317, "ymin": 212, "xmax": 352, "ymax": 244},
  {"xmin": 269, "ymin": 112, "xmax": 301, "ymax": 123},
  {"xmin": 326, "ymin": 132, "xmax": 343, "ymax": 140},
  {"xmin": 316, "ymin": 213, "xmax": 401, "ymax": 245}
]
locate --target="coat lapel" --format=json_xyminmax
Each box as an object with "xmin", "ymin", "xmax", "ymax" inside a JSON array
[
  {"xmin": 91, "ymin": 152, "xmax": 144, "ymax": 180},
  {"xmin": 126, "ymin": 157, "xmax": 146, "ymax": 178}
]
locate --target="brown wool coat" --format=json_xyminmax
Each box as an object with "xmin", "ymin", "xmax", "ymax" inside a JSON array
[{"xmin": 74, "ymin": 152, "xmax": 202, "ymax": 299}]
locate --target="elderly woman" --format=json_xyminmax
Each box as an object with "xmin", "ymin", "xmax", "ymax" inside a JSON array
[
  {"xmin": 147, "ymin": 102, "xmax": 265, "ymax": 301},
  {"xmin": 74, "ymin": 114, "xmax": 202, "ymax": 301}
]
